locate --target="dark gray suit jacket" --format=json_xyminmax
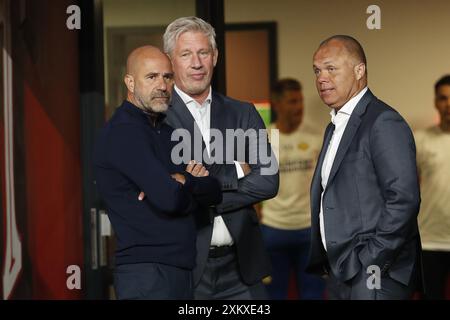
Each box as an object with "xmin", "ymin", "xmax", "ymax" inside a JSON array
[
  {"xmin": 306, "ymin": 89, "xmax": 422, "ymax": 288},
  {"xmin": 165, "ymin": 90, "xmax": 279, "ymax": 286}
]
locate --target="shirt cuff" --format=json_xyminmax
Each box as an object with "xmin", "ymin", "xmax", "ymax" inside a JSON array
[{"xmin": 234, "ymin": 161, "xmax": 245, "ymax": 179}]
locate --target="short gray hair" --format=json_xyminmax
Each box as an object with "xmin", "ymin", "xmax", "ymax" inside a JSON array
[{"xmin": 163, "ymin": 16, "xmax": 217, "ymax": 55}]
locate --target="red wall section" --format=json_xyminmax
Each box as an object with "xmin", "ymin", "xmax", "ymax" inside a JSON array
[
  {"xmin": 24, "ymin": 84, "xmax": 82, "ymax": 299},
  {"xmin": 0, "ymin": 0, "xmax": 84, "ymax": 299}
]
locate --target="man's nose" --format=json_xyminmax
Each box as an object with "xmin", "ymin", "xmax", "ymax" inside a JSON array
[
  {"xmin": 156, "ymin": 77, "xmax": 167, "ymax": 91},
  {"xmin": 190, "ymin": 53, "xmax": 202, "ymax": 69},
  {"xmin": 317, "ymin": 72, "xmax": 329, "ymax": 83}
]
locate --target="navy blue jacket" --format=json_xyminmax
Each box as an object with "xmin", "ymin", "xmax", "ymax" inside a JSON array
[{"xmin": 94, "ymin": 100, "xmax": 222, "ymax": 269}]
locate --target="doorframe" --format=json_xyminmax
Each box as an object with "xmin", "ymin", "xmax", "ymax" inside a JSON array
[
  {"xmin": 225, "ymin": 22, "xmax": 278, "ymax": 121},
  {"xmin": 79, "ymin": 0, "xmax": 108, "ymax": 299}
]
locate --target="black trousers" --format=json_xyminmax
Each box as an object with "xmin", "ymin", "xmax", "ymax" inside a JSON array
[
  {"xmin": 114, "ymin": 262, "xmax": 193, "ymax": 300},
  {"xmin": 422, "ymin": 250, "xmax": 450, "ymax": 300},
  {"xmin": 194, "ymin": 247, "xmax": 268, "ymax": 300},
  {"xmin": 327, "ymin": 267, "xmax": 416, "ymax": 300}
]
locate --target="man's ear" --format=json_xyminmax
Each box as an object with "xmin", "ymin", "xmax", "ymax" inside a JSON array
[
  {"xmin": 213, "ymin": 48, "xmax": 218, "ymax": 67},
  {"xmin": 124, "ymin": 74, "xmax": 134, "ymax": 93},
  {"xmin": 354, "ymin": 63, "xmax": 366, "ymax": 80}
]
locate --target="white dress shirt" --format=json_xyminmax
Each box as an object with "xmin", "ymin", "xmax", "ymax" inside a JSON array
[
  {"xmin": 175, "ymin": 85, "xmax": 244, "ymax": 247},
  {"xmin": 319, "ymin": 87, "xmax": 368, "ymax": 251}
]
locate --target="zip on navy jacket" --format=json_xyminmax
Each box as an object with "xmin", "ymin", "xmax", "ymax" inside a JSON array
[{"xmin": 93, "ymin": 100, "xmax": 222, "ymax": 269}]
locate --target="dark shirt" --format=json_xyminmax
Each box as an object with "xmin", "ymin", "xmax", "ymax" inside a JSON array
[{"xmin": 94, "ymin": 100, "xmax": 221, "ymax": 269}]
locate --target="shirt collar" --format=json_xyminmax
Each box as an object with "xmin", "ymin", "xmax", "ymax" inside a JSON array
[
  {"xmin": 174, "ymin": 85, "xmax": 212, "ymax": 107},
  {"xmin": 330, "ymin": 87, "xmax": 368, "ymax": 124}
]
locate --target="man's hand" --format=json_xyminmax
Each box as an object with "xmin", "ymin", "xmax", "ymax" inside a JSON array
[
  {"xmin": 186, "ymin": 160, "xmax": 209, "ymax": 177},
  {"xmin": 171, "ymin": 173, "xmax": 186, "ymax": 185},
  {"xmin": 239, "ymin": 162, "xmax": 251, "ymax": 176}
]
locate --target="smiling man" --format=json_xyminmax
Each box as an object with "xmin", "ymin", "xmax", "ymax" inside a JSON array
[{"xmin": 306, "ymin": 35, "xmax": 422, "ymax": 300}]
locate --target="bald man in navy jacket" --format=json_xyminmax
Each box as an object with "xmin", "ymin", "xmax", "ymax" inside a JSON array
[{"xmin": 94, "ymin": 46, "xmax": 222, "ymax": 300}]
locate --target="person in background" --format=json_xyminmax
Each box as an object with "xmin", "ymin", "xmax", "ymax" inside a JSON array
[
  {"xmin": 259, "ymin": 78, "xmax": 326, "ymax": 299},
  {"xmin": 415, "ymin": 74, "xmax": 450, "ymax": 300}
]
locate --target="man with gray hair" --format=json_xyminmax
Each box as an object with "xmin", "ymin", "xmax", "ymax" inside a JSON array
[{"xmin": 162, "ymin": 16, "xmax": 279, "ymax": 299}]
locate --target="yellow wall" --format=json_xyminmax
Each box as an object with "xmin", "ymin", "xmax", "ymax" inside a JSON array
[
  {"xmin": 103, "ymin": 0, "xmax": 450, "ymax": 131},
  {"xmin": 103, "ymin": 0, "xmax": 195, "ymax": 105},
  {"xmin": 103, "ymin": 0, "xmax": 195, "ymax": 27},
  {"xmin": 225, "ymin": 0, "xmax": 450, "ymax": 131}
]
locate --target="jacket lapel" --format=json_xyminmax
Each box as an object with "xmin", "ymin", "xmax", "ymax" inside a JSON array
[
  {"xmin": 326, "ymin": 89, "xmax": 374, "ymax": 187},
  {"xmin": 167, "ymin": 90, "xmax": 196, "ymax": 133},
  {"xmin": 310, "ymin": 122, "xmax": 334, "ymax": 214},
  {"xmin": 209, "ymin": 92, "xmax": 227, "ymax": 133},
  {"xmin": 167, "ymin": 90, "xmax": 209, "ymax": 163},
  {"xmin": 207, "ymin": 92, "xmax": 227, "ymax": 166}
]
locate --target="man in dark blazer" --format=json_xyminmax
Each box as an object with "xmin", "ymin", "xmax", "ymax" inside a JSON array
[
  {"xmin": 306, "ymin": 35, "xmax": 422, "ymax": 299},
  {"xmin": 161, "ymin": 16, "xmax": 279, "ymax": 299}
]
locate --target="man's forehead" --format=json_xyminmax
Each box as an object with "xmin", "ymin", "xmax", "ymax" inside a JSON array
[
  {"xmin": 313, "ymin": 44, "xmax": 353, "ymax": 66},
  {"xmin": 437, "ymin": 84, "xmax": 450, "ymax": 90},
  {"xmin": 283, "ymin": 89, "xmax": 302, "ymax": 97},
  {"xmin": 138, "ymin": 58, "xmax": 172, "ymax": 74},
  {"xmin": 175, "ymin": 31, "xmax": 212, "ymax": 50},
  {"xmin": 313, "ymin": 53, "xmax": 340, "ymax": 66},
  {"xmin": 437, "ymin": 85, "xmax": 450, "ymax": 95},
  {"xmin": 141, "ymin": 55, "xmax": 171, "ymax": 66},
  {"xmin": 315, "ymin": 42, "xmax": 343, "ymax": 57}
]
